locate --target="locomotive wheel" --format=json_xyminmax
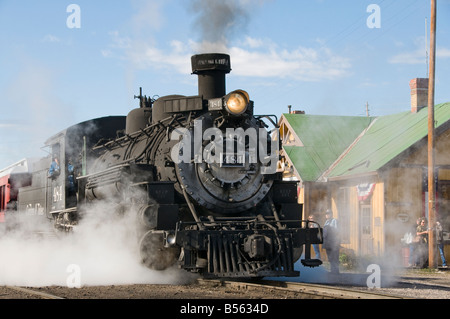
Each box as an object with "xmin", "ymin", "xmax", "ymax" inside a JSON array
[
  {"xmin": 139, "ymin": 230, "xmax": 179, "ymax": 270},
  {"xmin": 293, "ymin": 246, "xmax": 302, "ymax": 263}
]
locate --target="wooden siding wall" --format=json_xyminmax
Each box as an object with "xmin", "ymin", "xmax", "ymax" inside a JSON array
[
  {"xmin": 372, "ymin": 181, "xmax": 385, "ymax": 256},
  {"xmin": 331, "ymin": 184, "xmax": 359, "ymax": 253},
  {"xmin": 303, "ymin": 182, "xmax": 329, "ymax": 225},
  {"xmin": 436, "ymin": 130, "xmax": 450, "ymax": 166},
  {"xmin": 302, "ymin": 126, "xmax": 450, "ymax": 260},
  {"xmin": 383, "ymin": 167, "xmax": 423, "ymax": 257},
  {"xmin": 330, "ymin": 177, "xmax": 384, "ymax": 257},
  {"xmin": 328, "ymin": 130, "xmax": 450, "ymax": 260},
  {"xmin": 440, "ymin": 169, "xmax": 450, "ymax": 180}
]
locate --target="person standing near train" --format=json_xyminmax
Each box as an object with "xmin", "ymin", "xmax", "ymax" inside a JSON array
[
  {"xmin": 416, "ymin": 218, "xmax": 429, "ymax": 268},
  {"xmin": 436, "ymin": 220, "xmax": 447, "ymax": 268},
  {"xmin": 48, "ymin": 156, "xmax": 60, "ymax": 179},
  {"xmin": 323, "ymin": 209, "xmax": 340, "ymax": 274}
]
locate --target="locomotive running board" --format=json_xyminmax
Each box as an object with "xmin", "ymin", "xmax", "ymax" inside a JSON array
[{"xmin": 49, "ymin": 207, "xmax": 77, "ymax": 215}]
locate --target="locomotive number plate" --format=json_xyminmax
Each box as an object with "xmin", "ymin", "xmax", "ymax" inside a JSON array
[{"xmin": 220, "ymin": 153, "xmax": 245, "ymax": 167}]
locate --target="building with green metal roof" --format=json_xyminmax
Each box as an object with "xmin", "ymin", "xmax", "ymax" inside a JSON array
[
  {"xmin": 280, "ymin": 114, "xmax": 375, "ymax": 182},
  {"xmin": 324, "ymin": 102, "xmax": 450, "ymax": 180},
  {"xmin": 279, "ymin": 79, "xmax": 450, "ymax": 265}
]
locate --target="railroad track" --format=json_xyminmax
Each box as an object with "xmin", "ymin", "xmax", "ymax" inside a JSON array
[
  {"xmin": 197, "ymin": 278, "xmax": 407, "ymax": 299},
  {"xmin": 1, "ymin": 277, "xmax": 412, "ymax": 299},
  {"xmin": 3, "ymin": 286, "xmax": 64, "ymax": 299}
]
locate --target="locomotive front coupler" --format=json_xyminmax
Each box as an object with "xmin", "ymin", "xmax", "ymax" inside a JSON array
[{"xmin": 301, "ymin": 220, "xmax": 323, "ymax": 268}]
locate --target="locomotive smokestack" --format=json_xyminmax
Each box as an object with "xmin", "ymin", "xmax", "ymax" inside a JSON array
[{"xmin": 191, "ymin": 53, "xmax": 231, "ymax": 100}]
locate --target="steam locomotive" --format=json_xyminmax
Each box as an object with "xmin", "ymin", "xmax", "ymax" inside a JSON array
[{"xmin": 0, "ymin": 53, "xmax": 322, "ymax": 278}]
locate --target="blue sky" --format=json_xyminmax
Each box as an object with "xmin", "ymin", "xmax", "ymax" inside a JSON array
[{"xmin": 0, "ymin": 0, "xmax": 449, "ymax": 169}]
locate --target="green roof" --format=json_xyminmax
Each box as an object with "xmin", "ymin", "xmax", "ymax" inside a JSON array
[
  {"xmin": 325, "ymin": 102, "xmax": 450, "ymax": 179},
  {"xmin": 282, "ymin": 114, "xmax": 374, "ymax": 181}
]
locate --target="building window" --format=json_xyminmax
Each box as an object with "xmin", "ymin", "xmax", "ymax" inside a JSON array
[
  {"xmin": 360, "ymin": 204, "xmax": 374, "ymax": 255},
  {"xmin": 361, "ymin": 205, "xmax": 372, "ymax": 236}
]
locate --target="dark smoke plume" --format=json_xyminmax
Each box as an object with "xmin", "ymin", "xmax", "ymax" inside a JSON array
[{"xmin": 189, "ymin": 0, "xmax": 249, "ymax": 51}]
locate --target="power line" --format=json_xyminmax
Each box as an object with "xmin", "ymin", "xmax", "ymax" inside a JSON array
[
  {"xmin": 322, "ymin": 0, "xmax": 390, "ymax": 48},
  {"xmin": 354, "ymin": 0, "xmax": 426, "ymax": 45}
]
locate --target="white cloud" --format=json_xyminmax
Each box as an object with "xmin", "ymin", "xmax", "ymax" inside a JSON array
[
  {"xmin": 42, "ymin": 34, "xmax": 60, "ymax": 43},
  {"xmin": 104, "ymin": 32, "xmax": 351, "ymax": 82},
  {"xmin": 229, "ymin": 42, "xmax": 351, "ymax": 81},
  {"xmin": 388, "ymin": 50, "xmax": 425, "ymax": 65},
  {"xmin": 438, "ymin": 48, "xmax": 450, "ymax": 58},
  {"xmin": 389, "ymin": 36, "xmax": 450, "ymax": 64},
  {"xmin": 130, "ymin": 0, "xmax": 165, "ymax": 33},
  {"xmin": 101, "ymin": 49, "xmax": 112, "ymax": 58},
  {"xmin": 244, "ymin": 36, "xmax": 265, "ymax": 49},
  {"xmin": 102, "ymin": 0, "xmax": 351, "ymax": 82},
  {"xmin": 0, "ymin": 123, "xmax": 17, "ymax": 128},
  {"xmin": 389, "ymin": 47, "xmax": 450, "ymax": 64}
]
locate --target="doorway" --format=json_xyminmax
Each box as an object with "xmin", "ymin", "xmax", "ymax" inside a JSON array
[{"xmin": 360, "ymin": 204, "xmax": 373, "ymax": 255}]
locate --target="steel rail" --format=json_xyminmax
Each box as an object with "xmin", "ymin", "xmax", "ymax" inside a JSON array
[
  {"xmin": 197, "ymin": 278, "xmax": 408, "ymax": 299},
  {"xmin": 6, "ymin": 286, "xmax": 65, "ymax": 299}
]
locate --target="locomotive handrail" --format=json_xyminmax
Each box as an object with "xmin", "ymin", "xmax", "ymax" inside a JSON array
[
  {"xmin": 76, "ymin": 163, "xmax": 130, "ymax": 180},
  {"xmin": 49, "ymin": 207, "xmax": 77, "ymax": 215},
  {"xmin": 92, "ymin": 114, "xmax": 184, "ymax": 151},
  {"xmin": 176, "ymin": 218, "xmax": 310, "ymax": 229},
  {"xmin": 254, "ymin": 114, "xmax": 279, "ymax": 128}
]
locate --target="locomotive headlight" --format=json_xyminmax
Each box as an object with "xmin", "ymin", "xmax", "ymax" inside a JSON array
[
  {"xmin": 165, "ymin": 232, "xmax": 177, "ymax": 246},
  {"xmin": 225, "ymin": 90, "xmax": 249, "ymax": 115}
]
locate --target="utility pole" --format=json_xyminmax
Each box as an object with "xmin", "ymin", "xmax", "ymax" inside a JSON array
[
  {"xmin": 425, "ymin": 17, "xmax": 429, "ymax": 77},
  {"xmin": 366, "ymin": 102, "xmax": 369, "ymax": 117},
  {"xmin": 428, "ymin": 0, "xmax": 437, "ymax": 269}
]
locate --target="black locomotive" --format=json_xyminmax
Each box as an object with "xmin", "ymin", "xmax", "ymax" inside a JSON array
[{"xmin": 4, "ymin": 53, "xmax": 322, "ymax": 278}]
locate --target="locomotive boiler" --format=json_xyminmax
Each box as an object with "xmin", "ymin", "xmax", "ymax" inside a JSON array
[{"xmin": 5, "ymin": 53, "xmax": 322, "ymax": 278}]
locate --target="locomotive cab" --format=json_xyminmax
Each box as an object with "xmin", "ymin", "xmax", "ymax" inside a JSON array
[{"xmin": 15, "ymin": 117, "xmax": 126, "ymax": 231}]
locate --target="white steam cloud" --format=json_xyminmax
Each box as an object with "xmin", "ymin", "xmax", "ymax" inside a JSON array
[
  {"xmin": 0, "ymin": 56, "xmax": 194, "ymax": 288},
  {"xmin": 0, "ymin": 202, "xmax": 194, "ymax": 287},
  {"xmin": 0, "ymin": 57, "xmax": 73, "ymax": 169}
]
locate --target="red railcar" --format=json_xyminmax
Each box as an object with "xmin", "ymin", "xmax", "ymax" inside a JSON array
[{"xmin": 0, "ymin": 159, "xmax": 33, "ymax": 222}]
